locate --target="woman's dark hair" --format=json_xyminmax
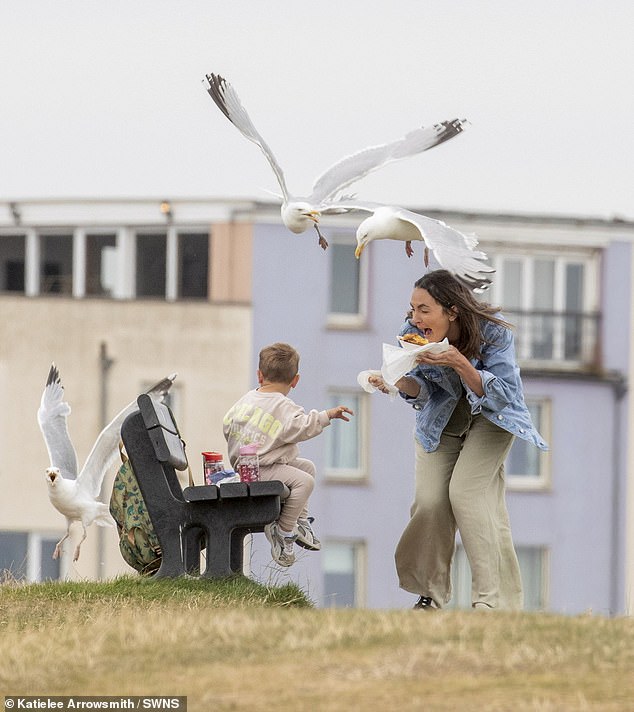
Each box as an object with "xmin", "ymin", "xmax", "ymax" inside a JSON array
[{"xmin": 413, "ymin": 270, "xmax": 511, "ymax": 359}]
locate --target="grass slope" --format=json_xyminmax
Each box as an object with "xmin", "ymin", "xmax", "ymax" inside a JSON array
[{"xmin": 1, "ymin": 576, "xmax": 633, "ymax": 711}]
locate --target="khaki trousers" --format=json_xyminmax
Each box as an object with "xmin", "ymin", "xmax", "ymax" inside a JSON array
[
  {"xmin": 258, "ymin": 458, "xmax": 315, "ymax": 532},
  {"xmin": 395, "ymin": 398, "xmax": 523, "ymax": 610}
]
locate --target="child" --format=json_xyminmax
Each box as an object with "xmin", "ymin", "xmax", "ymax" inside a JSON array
[{"xmin": 223, "ymin": 342, "xmax": 354, "ymax": 567}]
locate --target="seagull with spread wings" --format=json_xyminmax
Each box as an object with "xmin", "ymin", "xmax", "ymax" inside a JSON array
[
  {"xmin": 325, "ymin": 201, "xmax": 495, "ymax": 292},
  {"xmin": 203, "ymin": 72, "xmax": 467, "ymax": 250},
  {"xmin": 37, "ymin": 364, "xmax": 177, "ymax": 562}
]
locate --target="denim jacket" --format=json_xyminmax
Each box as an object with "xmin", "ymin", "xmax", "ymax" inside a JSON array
[{"xmin": 398, "ymin": 316, "xmax": 548, "ymax": 453}]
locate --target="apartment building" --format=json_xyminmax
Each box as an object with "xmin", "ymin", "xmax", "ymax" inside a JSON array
[{"xmin": 1, "ymin": 199, "xmax": 632, "ymax": 615}]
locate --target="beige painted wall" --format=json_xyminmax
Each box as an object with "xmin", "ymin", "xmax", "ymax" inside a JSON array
[{"xmin": 0, "ymin": 295, "xmax": 252, "ymax": 580}]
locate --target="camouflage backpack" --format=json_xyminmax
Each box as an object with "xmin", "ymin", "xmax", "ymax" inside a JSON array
[{"xmin": 109, "ymin": 456, "xmax": 162, "ymax": 576}]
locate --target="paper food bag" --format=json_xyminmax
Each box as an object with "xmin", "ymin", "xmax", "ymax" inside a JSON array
[
  {"xmin": 380, "ymin": 338, "xmax": 449, "ymax": 385},
  {"xmin": 357, "ymin": 370, "xmax": 399, "ymax": 399}
]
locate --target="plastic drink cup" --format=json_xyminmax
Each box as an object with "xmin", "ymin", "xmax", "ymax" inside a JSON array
[
  {"xmin": 237, "ymin": 444, "xmax": 260, "ymax": 482},
  {"xmin": 202, "ymin": 451, "xmax": 224, "ymax": 485}
]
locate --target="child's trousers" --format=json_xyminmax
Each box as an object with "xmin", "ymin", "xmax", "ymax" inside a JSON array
[
  {"xmin": 395, "ymin": 398, "xmax": 523, "ymax": 610},
  {"xmin": 258, "ymin": 457, "xmax": 315, "ymax": 532}
]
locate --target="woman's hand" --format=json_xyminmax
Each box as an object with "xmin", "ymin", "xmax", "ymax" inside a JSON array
[
  {"xmin": 369, "ymin": 373, "xmax": 421, "ymax": 399},
  {"xmin": 415, "ymin": 345, "xmax": 484, "ymax": 396},
  {"xmin": 368, "ymin": 374, "xmax": 392, "ymax": 394},
  {"xmin": 415, "ymin": 344, "xmax": 465, "ymax": 369}
]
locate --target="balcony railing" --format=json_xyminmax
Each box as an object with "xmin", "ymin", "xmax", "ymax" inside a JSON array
[{"xmin": 504, "ymin": 310, "xmax": 601, "ymax": 371}]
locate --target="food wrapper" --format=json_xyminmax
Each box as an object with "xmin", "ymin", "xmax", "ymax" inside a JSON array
[
  {"xmin": 380, "ymin": 337, "xmax": 450, "ymax": 385},
  {"xmin": 357, "ymin": 370, "xmax": 399, "ymax": 400}
]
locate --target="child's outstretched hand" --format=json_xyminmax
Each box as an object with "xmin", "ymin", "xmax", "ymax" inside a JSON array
[{"xmin": 327, "ymin": 405, "xmax": 354, "ymax": 422}]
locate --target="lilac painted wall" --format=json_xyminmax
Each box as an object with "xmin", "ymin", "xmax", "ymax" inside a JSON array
[{"xmin": 246, "ymin": 221, "xmax": 631, "ymax": 615}]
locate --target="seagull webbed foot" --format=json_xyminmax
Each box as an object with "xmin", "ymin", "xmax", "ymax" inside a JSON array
[
  {"xmin": 315, "ymin": 224, "xmax": 329, "ymax": 250},
  {"xmin": 405, "ymin": 241, "xmax": 414, "ymax": 258}
]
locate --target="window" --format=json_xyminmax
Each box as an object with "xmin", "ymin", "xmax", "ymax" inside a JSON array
[
  {"xmin": 0, "ymin": 234, "xmax": 26, "ymax": 293},
  {"xmin": 486, "ymin": 249, "xmax": 599, "ymax": 367},
  {"xmin": 2, "ymin": 226, "xmax": 210, "ymax": 303},
  {"xmin": 322, "ymin": 540, "xmax": 366, "ymax": 607},
  {"xmin": 0, "ymin": 531, "xmax": 62, "ymax": 581},
  {"xmin": 506, "ymin": 398, "xmax": 551, "ymax": 490},
  {"xmin": 178, "ymin": 232, "xmax": 209, "ymax": 299},
  {"xmin": 324, "ymin": 391, "xmax": 367, "ymax": 481},
  {"xmin": 40, "ymin": 234, "xmax": 73, "ymax": 295},
  {"xmin": 86, "ymin": 234, "xmax": 117, "ymax": 297},
  {"xmin": 327, "ymin": 237, "xmax": 367, "ymax": 328},
  {"xmin": 447, "ymin": 544, "xmax": 548, "ymax": 611},
  {"xmin": 136, "ymin": 233, "xmax": 166, "ymax": 297}
]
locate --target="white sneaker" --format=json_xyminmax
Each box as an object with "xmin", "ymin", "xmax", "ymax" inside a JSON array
[
  {"xmin": 264, "ymin": 522, "xmax": 297, "ymax": 567},
  {"xmin": 295, "ymin": 517, "xmax": 321, "ymax": 551}
]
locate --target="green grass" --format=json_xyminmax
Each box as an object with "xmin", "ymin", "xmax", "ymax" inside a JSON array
[
  {"xmin": 1, "ymin": 576, "xmax": 633, "ymax": 711},
  {"xmin": 1, "ymin": 572, "xmax": 311, "ymax": 611}
]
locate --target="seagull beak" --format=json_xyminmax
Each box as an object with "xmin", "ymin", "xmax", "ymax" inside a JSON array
[
  {"xmin": 304, "ymin": 210, "xmax": 320, "ymax": 224},
  {"xmin": 355, "ymin": 243, "xmax": 365, "ymax": 259}
]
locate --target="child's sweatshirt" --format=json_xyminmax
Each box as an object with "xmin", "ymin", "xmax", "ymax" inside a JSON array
[{"xmin": 223, "ymin": 389, "xmax": 330, "ymax": 467}]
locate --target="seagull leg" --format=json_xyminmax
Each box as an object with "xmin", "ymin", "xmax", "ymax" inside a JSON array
[
  {"xmin": 53, "ymin": 522, "xmax": 72, "ymax": 559},
  {"xmin": 73, "ymin": 524, "xmax": 88, "ymax": 562},
  {"xmin": 424, "ymin": 247, "xmax": 430, "ymax": 267},
  {"xmin": 405, "ymin": 241, "xmax": 414, "ymax": 258},
  {"xmin": 314, "ymin": 223, "xmax": 329, "ymax": 250}
]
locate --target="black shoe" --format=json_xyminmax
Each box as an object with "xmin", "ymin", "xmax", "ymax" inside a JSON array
[{"xmin": 413, "ymin": 596, "xmax": 435, "ymax": 610}]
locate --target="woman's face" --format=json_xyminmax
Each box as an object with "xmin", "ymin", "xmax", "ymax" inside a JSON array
[{"xmin": 409, "ymin": 287, "xmax": 457, "ymax": 342}]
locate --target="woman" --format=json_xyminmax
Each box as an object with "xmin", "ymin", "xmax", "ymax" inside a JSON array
[{"xmin": 369, "ymin": 270, "xmax": 547, "ymax": 610}]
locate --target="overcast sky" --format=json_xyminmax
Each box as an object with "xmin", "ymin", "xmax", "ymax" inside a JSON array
[{"xmin": 1, "ymin": 1, "xmax": 633, "ymax": 220}]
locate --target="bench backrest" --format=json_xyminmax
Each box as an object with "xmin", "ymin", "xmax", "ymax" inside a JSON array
[{"xmin": 137, "ymin": 394, "xmax": 188, "ymax": 471}]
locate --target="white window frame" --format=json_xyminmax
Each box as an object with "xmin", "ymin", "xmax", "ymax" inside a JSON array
[
  {"xmin": 448, "ymin": 543, "xmax": 549, "ymax": 611},
  {"xmin": 321, "ymin": 538, "xmax": 367, "ymax": 608},
  {"xmin": 0, "ymin": 530, "xmax": 68, "ymax": 582},
  {"xmin": 506, "ymin": 397, "xmax": 552, "ymax": 492},
  {"xmin": 324, "ymin": 388, "xmax": 368, "ymax": 483},
  {"xmin": 485, "ymin": 246, "xmax": 600, "ymax": 368},
  {"xmin": 326, "ymin": 233, "xmax": 368, "ymax": 330},
  {"xmin": 2, "ymin": 223, "xmax": 211, "ymax": 302}
]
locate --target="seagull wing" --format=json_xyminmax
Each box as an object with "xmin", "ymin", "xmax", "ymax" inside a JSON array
[
  {"xmin": 77, "ymin": 373, "xmax": 177, "ymax": 499},
  {"xmin": 309, "ymin": 119, "xmax": 467, "ymax": 205},
  {"xmin": 397, "ymin": 208, "xmax": 495, "ymax": 292},
  {"xmin": 37, "ymin": 364, "xmax": 79, "ymax": 479},
  {"xmin": 203, "ymin": 73, "xmax": 290, "ymax": 202}
]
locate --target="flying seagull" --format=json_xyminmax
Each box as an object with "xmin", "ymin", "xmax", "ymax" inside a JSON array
[
  {"xmin": 326, "ymin": 201, "xmax": 495, "ymax": 292},
  {"xmin": 203, "ymin": 72, "xmax": 467, "ymax": 250},
  {"xmin": 37, "ymin": 364, "xmax": 177, "ymax": 562}
]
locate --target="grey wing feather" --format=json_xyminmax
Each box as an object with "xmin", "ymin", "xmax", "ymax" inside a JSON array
[
  {"xmin": 310, "ymin": 119, "xmax": 467, "ymax": 205},
  {"xmin": 398, "ymin": 209, "xmax": 495, "ymax": 292},
  {"xmin": 77, "ymin": 373, "xmax": 177, "ymax": 499},
  {"xmin": 319, "ymin": 199, "xmax": 383, "ymax": 217},
  {"xmin": 203, "ymin": 73, "xmax": 290, "ymax": 201},
  {"xmin": 37, "ymin": 364, "xmax": 79, "ymax": 479}
]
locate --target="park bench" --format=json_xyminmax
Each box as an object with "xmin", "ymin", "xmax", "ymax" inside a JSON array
[{"xmin": 120, "ymin": 393, "xmax": 288, "ymax": 578}]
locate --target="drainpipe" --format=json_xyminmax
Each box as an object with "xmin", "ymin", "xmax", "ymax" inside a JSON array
[
  {"xmin": 627, "ymin": 247, "xmax": 634, "ymax": 616},
  {"xmin": 97, "ymin": 341, "xmax": 114, "ymax": 579},
  {"xmin": 610, "ymin": 375, "xmax": 627, "ymax": 616}
]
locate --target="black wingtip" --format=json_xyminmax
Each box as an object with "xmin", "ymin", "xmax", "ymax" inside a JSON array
[
  {"xmin": 203, "ymin": 72, "xmax": 232, "ymax": 122},
  {"xmin": 432, "ymin": 118, "xmax": 468, "ymax": 146},
  {"xmin": 46, "ymin": 363, "xmax": 61, "ymax": 387}
]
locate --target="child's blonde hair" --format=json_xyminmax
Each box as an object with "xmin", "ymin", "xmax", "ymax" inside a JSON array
[{"xmin": 258, "ymin": 342, "xmax": 300, "ymax": 384}]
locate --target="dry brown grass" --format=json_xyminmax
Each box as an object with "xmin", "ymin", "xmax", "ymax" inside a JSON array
[{"xmin": 1, "ymin": 578, "xmax": 633, "ymax": 711}]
